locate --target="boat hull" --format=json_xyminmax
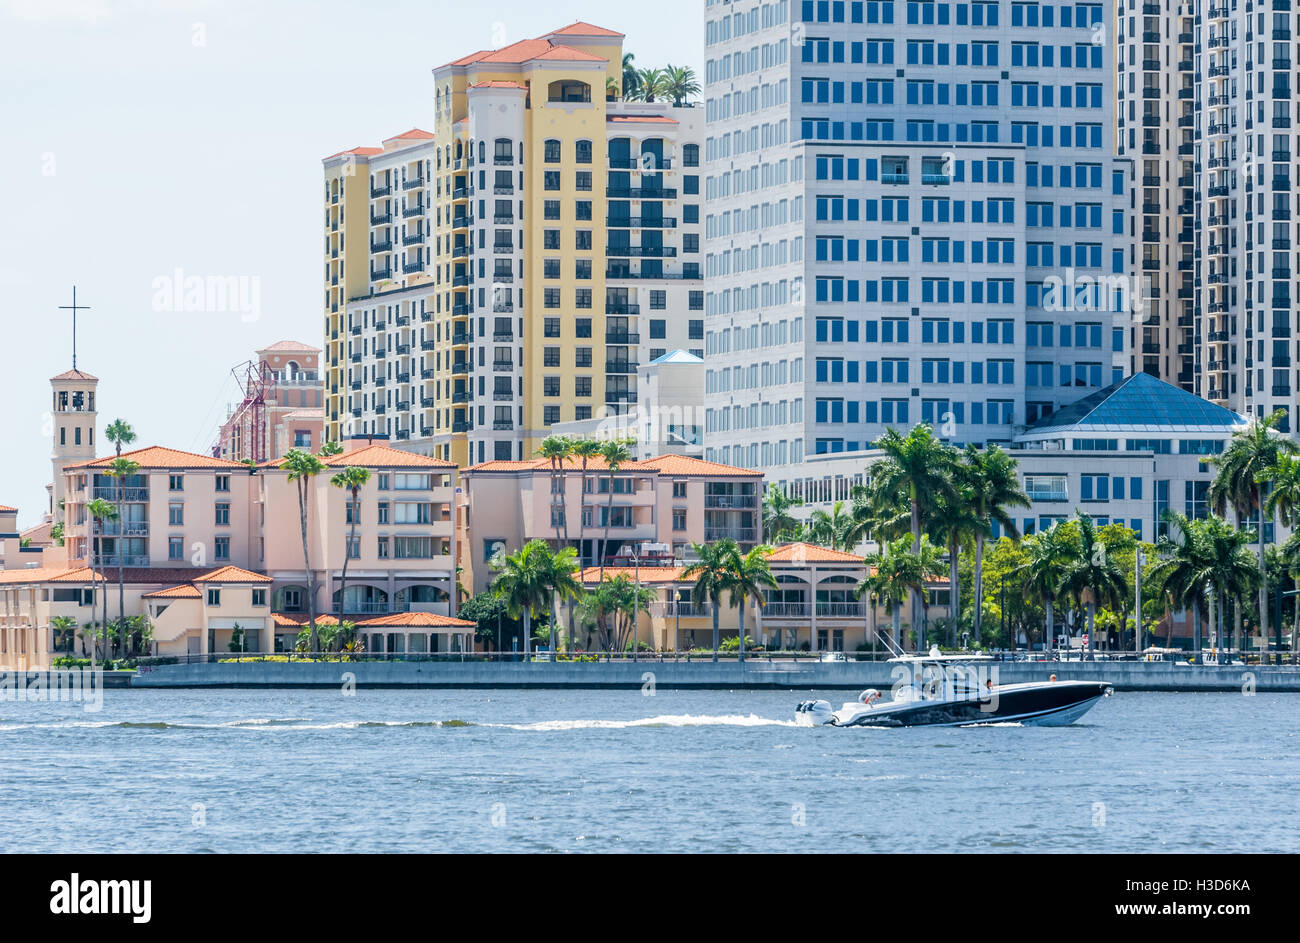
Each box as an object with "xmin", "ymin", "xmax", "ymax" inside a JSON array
[{"xmin": 830, "ymin": 681, "xmax": 1112, "ymax": 728}]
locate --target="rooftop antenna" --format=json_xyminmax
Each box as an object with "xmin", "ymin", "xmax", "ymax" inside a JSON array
[{"xmin": 58, "ymin": 286, "xmax": 90, "ymax": 370}]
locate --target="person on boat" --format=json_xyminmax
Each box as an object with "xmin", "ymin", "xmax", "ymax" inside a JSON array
[
  {"xmin": 858, "ymin": 688, "xmax": 880, "ymax": 707},
  {"xmin": 1049, "ymin": 673, "xmax": 1058, "ymax": 682}
]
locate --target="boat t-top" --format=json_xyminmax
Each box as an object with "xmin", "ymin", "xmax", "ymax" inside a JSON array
[{"xmin": 795, "ymin": 648, "xmax": 1113, "ymax": 728}]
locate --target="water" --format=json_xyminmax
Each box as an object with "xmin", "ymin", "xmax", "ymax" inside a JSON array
[{"xmin": 1, "ymin": 688, "xmax": 1296, "ymax": 853}]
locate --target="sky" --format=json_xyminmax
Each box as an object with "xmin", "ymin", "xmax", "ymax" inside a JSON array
[{"xmin": 0, "ymin": 0, "xmax": 705, "ymax": 528}]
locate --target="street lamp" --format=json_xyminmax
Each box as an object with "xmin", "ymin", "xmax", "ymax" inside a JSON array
[
  {"xmin": 674, "ymin": 588, "xmax": 682, "ymax": 654},
  {"xmin": 631, "ymin": 548, "xmax": 639, "ymax": 663}
]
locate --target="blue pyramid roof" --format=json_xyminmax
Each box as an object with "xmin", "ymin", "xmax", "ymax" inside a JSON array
[
  {"xmin": 648, "ymin": 349, "xmax": 703, "ymax": 365},
  {"xmin": 1028, "ymin": 372, "xmax": 1246, "ymax": 431}
]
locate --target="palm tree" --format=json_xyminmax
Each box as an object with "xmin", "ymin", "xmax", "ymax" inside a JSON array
[
  {"xmin": 725, "ymin": 544, "xmax": 777, "ymax": 663},
  {"xmin": 762, "ymin": 483, "xmax": 802, "ymax": 543},
  {"xmin": 638, "ymin": 67, "xmax": 668, "ymax": 102},
  {"xmin": 1014, "ymin": 525, "xmax": 1073, "ymax": 653},
  {"xmin": 490, "ymin": 540, "xmax": 567, "ymax": 658},
  {"xmin": 579, "ymin": 574, "xmax": 654, "ymax": 654},
  {"xmin": 596, "ymin": 438, "xmax": 634, "ymax": 583},
  {"xmin": 870, "ymin": 425, "xmax": 959, "ymax": 639},
  {"xmin": 330, "ymin": 465, "xmax": 371, "ymax": 624},
  {"xmin": 806, "ymin": 500, "xmax": 856, "ymax": 550},
  {"xmin": 104, "ymin": 456, "xmax": 139, "ymax": 658},
  {"xmin": 859, "ymin": 537, "xmax": 941, "ymax": 651},
  {"xmin": 1058, "ymin": 513, "xmax": 1130, "ymax": 655},
  {"xmin": 683, "ymin": 538, "xmax": 739, "ymax": 661},
  {"xmin": 959, "ymin": 444, "xmax": 1031, "ymax": 642},
  {"xmin": 1277, "ymin": 531, "xmax": 1300, "ymax": 653},
  {"xmin": 1211, "ymin": 409, "xmax": 1296, "ymax": 651},
  {"xmin": 927, "ymin": 486, "xmax": 987, "ymax": 629},
  {"xmin": 538, "ymin": 435, "xmax": 573, "ymax": 553},
  {"xmin": 1201, "ymin": 514, "xmax": 1261, "ymax": 652},
  {"xmin": 104, "ymin": 419, "xmax": 136, "ymax": 457},
  {"xmin": 664, "ymin": 64, "xmax": 700, "ymax": 106},
  {"xmin": 50, "ymin": 615, "xmax": 77, "ymax": 658},
  {"xmin": 85, "ymin": 497, "xmax": 118, "ymax": 668},
  {"xmin": 570, "ymin": 437, "xmax": 604, "ymax": 567},
  {"xmin": 621, "ymin": 52, "xmax": 641, "ymax": 100},
  {"xmin": 281, "ymin": 448, "xmax": 327, "ymax": 652},
  {"xmin": 540, "ymin": 544, "xmax": 582, "ymax": 655}
]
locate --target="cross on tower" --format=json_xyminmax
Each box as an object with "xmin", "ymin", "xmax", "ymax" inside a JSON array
[{"xmin": 58, "ymin": 286, "xmax": 91, "ymax": 370}]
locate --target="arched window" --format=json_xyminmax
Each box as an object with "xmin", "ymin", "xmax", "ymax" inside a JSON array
[
  {"xmin": 494, "ymin": 137, "xmax": 513, "ymax": 163},
  {"xmin": 574, "ymin": 139, "xmax": 593, "ymax": 164},
  {"xmin": 543, "ymin": 139, "xmax": 562, "ymax": 163},
  {"xmin": 547, "ymin": 79, "xmax": 590, "ymax": 103}
]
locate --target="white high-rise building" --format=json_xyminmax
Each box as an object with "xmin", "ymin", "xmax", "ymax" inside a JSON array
[
  {"xmin": 1118, "ymin": 0, "xmax": 1299, "ymax": 428},
  {"xmin": 701, "ymin": 0, "xmax": 1134, "ymax": 474}
]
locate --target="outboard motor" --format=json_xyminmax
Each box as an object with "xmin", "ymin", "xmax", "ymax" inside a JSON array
[{"xmin": 794, "ymin": 699, "xmax": 835, "ymax": 726}]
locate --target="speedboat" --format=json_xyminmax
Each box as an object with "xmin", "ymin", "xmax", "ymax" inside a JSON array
[{"xmin": 794, "ymin": 652, "xmax": 1113, "ymax": 728}]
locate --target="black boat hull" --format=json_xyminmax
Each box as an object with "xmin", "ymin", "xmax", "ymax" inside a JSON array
[{"xmin": 832, "ymin": 681, "xmax": 1113, "ymax": 727}]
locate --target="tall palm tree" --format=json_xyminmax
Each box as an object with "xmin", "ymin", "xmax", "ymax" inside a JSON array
[
  {"xmin": 806, "ymin": 500, "xmax": 855, "ymax": 550},
  {"xmin": 104, "ymin": 456, "xmax": 139, "ymax": 658},
  {"xmin": 621, "ymin": 52, "xmax": 641, "ymax": 100},
  {"xmin": 1058, "ymin": 513, "xmax": 1129, "ymax": 654},
  {"xmin": 1211, "ymin": 409, "xmax": 1295, "ymax": 651},
  {"xmin": 578, "ymin": 575, "xmax": 655, "ymax": 654},
  {"xmin": 330, "ymin": 465, "xmax": 371, "ymax": 624},
  {"xmin": 596, "ymin": 438, "xmax": 634, "ymax": 583},
  {"xmin": 1200, "ymin": 513, "xmax": 1261, "ymax": 652},
  {"xmin": 1014, "ymin": 525, "xmax": 1073, "ymax": 653},
  {"xmin": 104, "ymin": 419, "xmax": 136, "ymax": 457},
  {"xmin": 927, "ymin": 486, "xmax": 987, "ymax": 628},
  {"xmin": 725, "ymin": 544, "xmax": 777, "ymax": 663},
  {"xmin": 570, "ymin": 437, "xmax": 604, "ymax": 567},
  {"xmin": 664, "ymin": 64, "xmax": 701, "ymax": 106},
  {"xmin": 1149, "ymin": 511, "xmax": 1213, "ymax": 659},
  {"xmin": 85, "ymin": 497, "xmax": 118, "ymax": 668},
  {"xmin": 859, "ymin": 537, "xmax": 941, "ymax": 650},
  {"xmin": 540, "ymin": 544, "xmax": 582, "ymax": 655},
  {"xmin": 762, "ymin": 483, "xmax": 802, "ymax": 543},
  {"xmin": 281, "ymin": 448, "xmax": 327, "ymax": 652},
  {"xmin": 1277, "ymin": 531, "xmax": 1300, "ymax": 653},
  {"xmin": 870, "ymin": 425, "xmax": 959, "ymax": 639},
  {"xmin": 683, "ymin": 538, "xmax": 739, "ymax": 661},
  {"xmin": 538, "ymin": 435, "xmax": 573, "ymax": 553},
  {"xmin": 490, "ymin": 540, "xmax": 566, "ymax": 658},
  {"xmin": 638, "ymin": 67, "xmax": 668, "ymax": 102},
  {"xmin": 959, "ymin": 443, "xmax": 1031, "ymax": 641}
]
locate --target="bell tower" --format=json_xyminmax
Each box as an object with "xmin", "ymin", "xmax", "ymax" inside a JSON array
[{"xmin": 49, "ymin": 369, "xmax": 99, "ymax": 520}]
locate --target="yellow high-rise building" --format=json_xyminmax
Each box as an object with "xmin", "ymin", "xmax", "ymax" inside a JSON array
[{"xmin": 325, "ymin": 21, "xmax": 703, "ymax": 466}]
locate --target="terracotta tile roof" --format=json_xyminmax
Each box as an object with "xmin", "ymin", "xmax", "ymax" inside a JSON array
[
  {"xmin": 468, "ymin": 80, "xmax": 528, "ymax": 90},
  {"xmin": 271, "ymin": 612, "xmax": 474, "ymax": 628},
  {"xmin": 192, "ymin": 565, "xmax": 272, "ymax": 584},
  {"xmin": 259, "ymin": 340, "xmax": 320, "ymax": 353},
  {"xmin": 464, "ymin": 454, "xmax": 654, "ymax": 473},
  {"xmin": 69, "ymin": 445, "xmax": 246, "ymax": 470},
  {"xmin": 0, "ymin": 566, "xmax": 79, "ymax": 585},
  {"xmin": 384, "ymin": 128, "xmax": 435, "ymax": 141},
  {"xmin": 326, "ymin": 443, "xmax": 457, "ymax": 469},
  {"xmin": 529, "ymin": 45, "xmax": 607, "ymax": 62},
  {"xmin": 638, "ymin": 454, "xmax": 762, "ymax": 477},
  {"xmin": 141, "ymin": 584, "xmax": 203, "ymax": 599},
  {"xmin": 0, "ymin": 504, "xmax": 15, "ymax": 513},
  {"xmin": 356, "ymin": 612, "xmax": 476, "ymax": 628},
  {"xmin": 766, "ymin": 542, "xmax": 865, "ymax": 564},
  {"xmin": 44, "ymin": 566, "xmax": 253, "ymax": 585},
  {"xmin": 608, "ymin": 115, "xmax": 679, "ymax": 124},
  {"xmin": 547, "ymin": 21, "xmax": 625, "ymax": 37},
  {"xmin": 579, "ymin": 566, "xmax": 688, "ymax": 585},
  {"xmin": 51, "ymin": 368, "xmax": 98, "ymax": 382},
  {"xmin": 323, "ymin": 146, "xmax": 383, "ymax": 161}
]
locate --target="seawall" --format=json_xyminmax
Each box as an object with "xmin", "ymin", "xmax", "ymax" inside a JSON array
[{"xmin": 128, "ymin": 660, "xmax": 1300, "ymax": 692}]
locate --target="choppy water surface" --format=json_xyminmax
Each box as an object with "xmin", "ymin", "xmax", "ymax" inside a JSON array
[{"xmin": 1, "ymin": 688, "xmax": 1295, "ymax": 853}]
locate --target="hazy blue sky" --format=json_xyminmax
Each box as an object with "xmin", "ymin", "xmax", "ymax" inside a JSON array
[{"xmin": 0, "ymin": 0, "xmax": 704, "ymax": 527}]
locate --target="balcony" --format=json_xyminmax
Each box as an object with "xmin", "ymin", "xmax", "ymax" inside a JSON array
[
  {"xmin": 704, "ymin": 494, "xmax": 758, "ymax": 509},
  {"xmin": 451, "ymin": 362, "xmax": 469, "ymax": 375},
  {"xmin": 605, "ymin": 187, "xmax": 677, "ymax": 199},
  {"xmin": 608, "ymin": 216, "xmax": 677, "ymax": 228},
  {"xmin": 604, "ymin": 361, "xmax": 639, "ymax": 374},
  {"xmin": 605, "ymin": 331, "xmax": 640, "ymax": 345},
  {"xmin": 370, "ymin": 212, "xmax": 392, "ymax": 225},
  {"xmin": 92, "ymin": 487, "xmax": 148, "ymax": 502},
  {"xmin": 605, "ymin": 302, "xmax": 640, "ymax": 315},
  {"xmin": 371, "ymin": 238, "xmax": 392, "ymax": 252},
  {"xmin": 606, "ymin": 245, "xmax": 677, "ymax": 258},
  {"xmin": 493, "ymin": 360, "xmax": 515, "ymax": 372},
  {"xmin": 493, "ymin": 420, "xmax": 514, "ymax": 430},
  {"xmin": 704, "ymin": 527, "xmax": 757, "ymax": 542},
  {"xmin": 402, "ymin": 176, "xmax": 424, "ymax": 190},
  {"xmin": 370, "ymin": 184, "xmax": 391, "ymax": 198}
]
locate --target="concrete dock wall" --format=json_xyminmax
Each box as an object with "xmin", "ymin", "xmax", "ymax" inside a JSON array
[{"xmin": 129, "ymin": 660, "xmax": 1300, "ymax": 692}]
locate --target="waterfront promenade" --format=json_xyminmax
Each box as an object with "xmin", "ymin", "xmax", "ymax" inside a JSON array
[{"xmin": 124, "ymin": 658, "xmax": 1300, "ymax": 692}]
